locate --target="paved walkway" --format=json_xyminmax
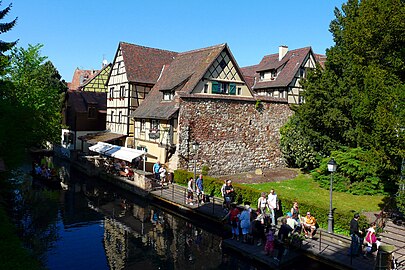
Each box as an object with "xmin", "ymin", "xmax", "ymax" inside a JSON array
[{"xmin": 149, "ymin": 183, "xmax": 378, "ymax": 269}]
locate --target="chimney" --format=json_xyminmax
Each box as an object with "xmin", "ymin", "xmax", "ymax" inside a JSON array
[{"xmin": 279, "ymin": 45, "xmax": 288, "ymax": 61}]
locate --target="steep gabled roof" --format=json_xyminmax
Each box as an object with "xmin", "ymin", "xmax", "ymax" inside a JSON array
[
  {"xmin": 119, "ymin": 42, "xmax": 178, "ymax": 84},
  {"xmin": 131, "ymin": 44, "xmax": 230, "ymax": 120},
  {"xmin": 69, "ymin": 68, "xmax": 99, "ymax": 90},
  {"xmin": 242, "ymin": 47, "xmax": 315, "ymax": 89},
  {"xmin": 80, "ymin": 63, "xmax": 112, "ymax": 90}
]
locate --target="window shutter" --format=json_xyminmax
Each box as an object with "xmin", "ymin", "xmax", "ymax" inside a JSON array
[
  {"xmin": 229, "ymin": 83, "xmax": 236, "ymax": 95},
  {"xmin": 211, "ymin": 81, "xmax": 219, "ymax": 93}
]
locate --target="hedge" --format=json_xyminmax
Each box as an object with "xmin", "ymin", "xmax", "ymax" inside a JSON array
[{"xmin": 174, "ymin": 169, "xmax": 369, "ymax": 235}]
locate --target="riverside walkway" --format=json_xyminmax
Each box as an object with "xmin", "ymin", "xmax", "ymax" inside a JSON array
[{"xmin": 149, "ymin": 182, "xmax": 377, "ymax": 270}]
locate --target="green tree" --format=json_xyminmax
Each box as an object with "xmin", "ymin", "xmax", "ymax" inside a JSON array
[
  {"xmin": 0, "ymin": 44, "xmax": 66, "ymax": 166},
  {"xmin": 281, "ymin": 0, "xmax": 405, "ymax": 194}
]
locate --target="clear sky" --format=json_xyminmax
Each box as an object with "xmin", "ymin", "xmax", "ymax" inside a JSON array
[{"xmin": 3, "ymin": 0, "xmax": 346, "ymax": 82}]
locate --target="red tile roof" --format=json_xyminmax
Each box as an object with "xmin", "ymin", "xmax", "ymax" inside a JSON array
[
  {"xmin": 120, "ymin": 42, "xmax": 178, "ymax": 84},
  {"xmin": 69, "ymin": 68, "xmax": 99, "ymax": 90},
  {"xmin": 241, "ymin": 47, "xmax": 322, "ymax": 90},
  {"xmin": 132, "ymin": 43, "xmax": 250, "ymax": 120}
]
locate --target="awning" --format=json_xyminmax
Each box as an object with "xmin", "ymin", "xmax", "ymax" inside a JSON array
[
  {"xmin": 89, "ymin": 142, "xmax": 156, "ymax": 162},
  {"xmin": 78, "ymin": 131, "xmax": 126, "ymax": 144}
]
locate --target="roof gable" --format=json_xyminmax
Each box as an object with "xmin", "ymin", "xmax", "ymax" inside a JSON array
[
  {"xmin": 118, "ymin": 42, "xmax": 178, "ymax": 84},
  {"xmin": 242, "ymin": 47, "xmax": 316, "ymax": 89},
  {"xmin": 81, "ymin": 63, "xmax": 112, "ymax": 92}
]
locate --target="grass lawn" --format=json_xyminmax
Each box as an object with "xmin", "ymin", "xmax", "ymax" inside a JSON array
[{"xmin": 244, "ymin": 173, "xmax": 384, "ymax": 214}]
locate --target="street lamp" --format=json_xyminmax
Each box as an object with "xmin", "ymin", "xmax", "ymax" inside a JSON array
[
  {"xmin": 192, "ymin": 142, "xmax": 200, "ymax": 180},
  {"xmin": 327, "ymin": 158, "xmax": 337, "ymax": 233}
]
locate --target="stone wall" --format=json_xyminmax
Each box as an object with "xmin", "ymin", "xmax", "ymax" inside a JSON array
[{"xmin": 177, "ymin": 98, "xmax": 293, "ymax": 175}]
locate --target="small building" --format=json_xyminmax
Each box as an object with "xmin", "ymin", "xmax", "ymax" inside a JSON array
[{"xmin": 59, "ymin": 91, "xmax": 107, "ymax": 157}]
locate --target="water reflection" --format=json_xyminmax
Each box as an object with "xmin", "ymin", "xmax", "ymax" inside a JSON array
[{"xmin": 10, "ymin": 160, "xmax": 337, "ymax": 270}]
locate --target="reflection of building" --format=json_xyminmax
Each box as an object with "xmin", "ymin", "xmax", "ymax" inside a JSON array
[{"xmin": 101, "ymin": 199, "xmax": 222, "ymax": 269}]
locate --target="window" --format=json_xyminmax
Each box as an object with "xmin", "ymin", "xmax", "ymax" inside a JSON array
[
  {"xmin": 299, "ymin": 67, "xmax": 305, "ymax": 77},
  {"xmin": 120, "ymin": 86, "xmax": 125, "ymax": 98},
  {"xmin": 88, "ymin": 106, "xmax": 97, "ymax": 119},
  {"xmin": 237, "ymin": 87, "xmax": 242, "ymax": 95},
  {"xmin": 118, "ymin": 111, "xmax": 122, "ymax": 123},
  {"xmin": 109, "ymin": 87, "xmax": 114, "ymax": 99},
  {"xmin": 163, "ymin": 91, "xmax": 174, "ymax": 101},
  {"xmin": 203, "ymin": 84, "xmax": 208, "ymax": 93},
  {"xmin": 111, "ymin": 111, "xmax": 114, "ymax": 122},
  {"xmin": 116, "ymin": 62, "xmax": 121, "ymax": 75},
  {"xmin": 260, "ymin": 72, "xmax": 264, "ymax": 80},
  {"xmin": 212, "ymin": 81, "xmax": 236, "ymax": 95},
  {"xmin": 140, "ymin": 119, "xmax": 145, "ymax": 132},
  {"xmin": 151, "ymin": 120, "xmax": 159, "ymax": 131}
]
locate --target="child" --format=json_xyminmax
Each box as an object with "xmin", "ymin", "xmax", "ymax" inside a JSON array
[{"xmin": 264, "ymin": 227, "xmax": 275, "ymax": 256}]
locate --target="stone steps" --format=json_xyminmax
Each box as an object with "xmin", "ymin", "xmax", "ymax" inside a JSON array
[{"xmin": 379, "ymin": 219, "xmax": 405, "ymax": 262}]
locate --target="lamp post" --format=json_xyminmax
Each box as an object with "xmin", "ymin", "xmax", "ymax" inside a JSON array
[
  {"xmin": 327, "ymin": 158, "xmax": 337, "ymax": 233},
  {"xmin": 192, "ymin": 142, "xmax": 200, "ymax": 180}
]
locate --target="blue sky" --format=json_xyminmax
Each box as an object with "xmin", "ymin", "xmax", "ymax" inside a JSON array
[{"xmin": 4, "ymin": 0, "xmax": 346, "ymax": 81}]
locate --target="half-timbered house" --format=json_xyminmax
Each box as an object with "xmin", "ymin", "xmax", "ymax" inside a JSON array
[
  {"xmin": 105, "ymin": 42, "xmax": 178, "ymax": 147},
  {"xmin": 131, "ymin": 43, "xmax": 259, "ymax": 172},
  {"xmin": 241, "ymin": 46, "xmax": 325, "ymax": 105}
]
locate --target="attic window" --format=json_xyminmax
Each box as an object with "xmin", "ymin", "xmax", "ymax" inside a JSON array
[{"xmin": 163, "ymin": 90, "xmax": 174, "ymax": 101}]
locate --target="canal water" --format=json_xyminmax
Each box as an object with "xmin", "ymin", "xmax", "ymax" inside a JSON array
[{"xmin": 8, "ymin": 158, "xmax": 339, "ymax": 270}]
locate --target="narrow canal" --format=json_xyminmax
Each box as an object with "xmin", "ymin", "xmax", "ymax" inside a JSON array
[{"xmin": 8, "ymin": 157, "xmax": 339, "ymax": 270}]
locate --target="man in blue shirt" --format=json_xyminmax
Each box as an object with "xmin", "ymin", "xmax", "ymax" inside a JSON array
[
  {"xmin": 153, "ymin": 161, "xmax": 160, "ymax": 181},
  {"xmin": 195, "ymin": 174, "xmax": 204, "ymax": 204}
]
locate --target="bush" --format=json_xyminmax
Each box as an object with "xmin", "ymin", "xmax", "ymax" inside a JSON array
[{"xmin": 312, "ymin": 147, "xmax": 386, "ymax": 195}]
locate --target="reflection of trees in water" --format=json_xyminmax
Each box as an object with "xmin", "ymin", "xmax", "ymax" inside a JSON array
[{"xmin": 10, "ymin": 172, "xmax": 60, "ymax": 262}]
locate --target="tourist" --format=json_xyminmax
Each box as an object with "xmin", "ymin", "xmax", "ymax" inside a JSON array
[
  {"xmin": 223, "ymin": 203, "xmax": 240, "ymax": 241},
  {"xmin": 290, "ymin": 201, "xmax": 301, "ymax": 224},
  {"xmin": 253, "ymin": 211, "xmax": 266, "ymax": 246},
  {"xmin": 264, "ymin": 226, "xmax": 275, "ymax": 256},
  {"xmin": 302, "ymin": 212, "xmax": 317, "ymax": 238},
  {"xmin": 224, "ymin": 180, "xmax": 235, "ymax": 210},
  {"xmin": 349, "ymin": 213, "xmax": 363, "ymax": 256},
  {"xmin": 159, "ymin": 165, "xmax": 167, "ymax": 185},
  {"xmin": 195, "ymin": 174, "xmax": 204, "ymax": 204},
  {"xmin": 363, "ymin": 222, "xmax": 380, "ymax": 256},
  {"xmin": 153, "ymin": 160, "xmax": 161, "ymax": 181},
  {"xmin": 239, "ymin": 204, "xmax": 251, "ymax": 243},
  {"xmin": 267, "ymin": 189, "xmax": 278, "ymax": 226},
  {"xmin": 187, "ymin": 177, "xmax": 194, "ymax": 205},
  {"xmin": 257, "ymin": 192, "xmax": 269, "ymax": 215},
  {"xmin": 286, "ymin": 212, "xmax": 299, "ymax": 234},
  {"xmin": 275, "ymin": 217, "xmax": 293, "ymax": 263},
  {"xmin": 221, "ymin": 180, "xmax": 227, "ymax": 208}
]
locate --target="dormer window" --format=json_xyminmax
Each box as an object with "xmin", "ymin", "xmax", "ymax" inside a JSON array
[
  {"xmin": 163, "ymin": 90, "xmax": 174, "ymax": 101},
  {"xmin": 260, "ymin": 72, "xmax": 265, "ymax": 80},
  {"xmin": 270, "ymin": 69, "xmax": 277, "ymax": 79}
]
